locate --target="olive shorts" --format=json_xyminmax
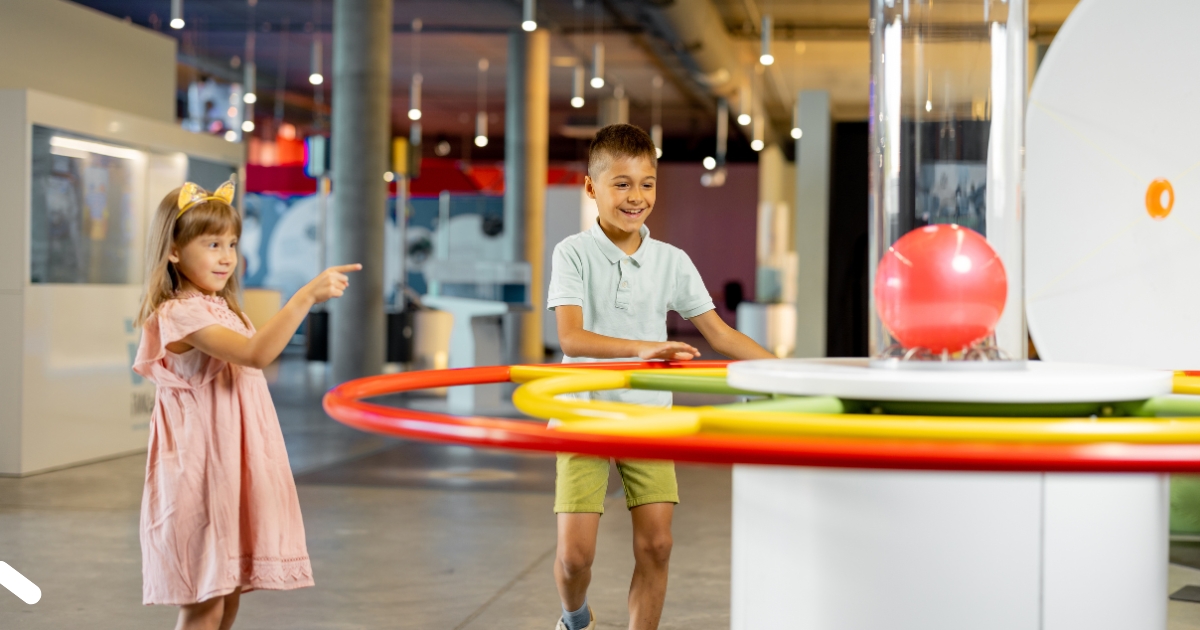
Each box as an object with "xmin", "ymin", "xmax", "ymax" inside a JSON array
[{"xmin": 554, "ymin": 452, "xmax": 679, "ymax": 513}]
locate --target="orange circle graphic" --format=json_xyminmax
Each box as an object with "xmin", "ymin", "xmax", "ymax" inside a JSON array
[{"xmin": 1146, "ymin": 178, "xmax": 1175, "ymax": 220}]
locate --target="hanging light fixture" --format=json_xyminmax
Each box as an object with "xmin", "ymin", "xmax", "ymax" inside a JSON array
[
  {"xmin": 408, "ymin": 19, "xmax": 423, "ymax": 120},
  {"xmin": 170, "ymin": 0, "xmax": 185, "ymax": 29},
  {"xmin": 737, "ymin": 79, "xmax": 751, "ymax": 126},
  {"xmin": 243, "ymin": 32, "xmax": 257, "ymax": 103},
  {"xmin": 791, "ymin": 97, "xmax": 802, "ymax": 139},
  {"xmin": 309, "ymin": 38, "xmax": 323, "ymax": 85},
  {"xmin": 702, "ymin": 98, "xmax": 729, "ymax": 187},
  {"xmin": 591, "ymin": 43, "xmax": 605, "ymax": 89},
  {"xmin": 751, "ymin": 65, "xmax": 764, "ymax": 149},
  {"xmin": 475, "ymin": 58, "xmax": 489, "ymax": 147},
  {"xmin": 760, "ymin": 15, "xmax": 774, "ymax": 65},
  {"xmin": 522, "ymin": 0, "xmax": 537, "ymax": 31},
  {"xmin": 590, "ymin": 3, "xmax": 605, "ymax": 88},
  {"xmin": 651, "ymin": 75, "xmax": 663, "ymax": 158},
  {"xmin": 409, "ymin": 74, "xmax": 422, "ymax": 120},
  {"xmin": 571, "ymin": 65, "xmax": 585, "ymax": 108}
]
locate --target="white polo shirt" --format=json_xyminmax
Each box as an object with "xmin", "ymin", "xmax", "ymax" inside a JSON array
[{"xmin": 547, "ymin": 223, "xmax": 715, "ymax": 405}]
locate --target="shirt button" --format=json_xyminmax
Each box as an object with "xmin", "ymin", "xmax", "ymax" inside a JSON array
[{"xmin": 621, "ymin": 282, "xmax": 629, "ymax": 288}]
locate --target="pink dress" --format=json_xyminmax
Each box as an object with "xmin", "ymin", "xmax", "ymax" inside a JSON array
[{"xmin": 133, "ymin": 294, "xmax": 314, "ymax": 605}]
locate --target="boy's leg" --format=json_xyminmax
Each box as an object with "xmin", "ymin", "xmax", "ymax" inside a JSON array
[
  {"xmin": 555, "ymin": 512, "xmax": 601, "ymax": 610},
  {"xmin": 628, "ymin": 502, "xmax": 674, "ymax": 630},
  {"xmin": 616, "ymin": 458, "xmax": 679, "ymax": 630},
  {"xmin": 554, "ymin": 452, "xmax": 610, "ymax": 621}
]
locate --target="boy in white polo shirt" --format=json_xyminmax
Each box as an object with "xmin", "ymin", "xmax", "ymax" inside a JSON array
[{"xmin": 547, "ymin": 124, "xmax": 774, "ymax": 630}]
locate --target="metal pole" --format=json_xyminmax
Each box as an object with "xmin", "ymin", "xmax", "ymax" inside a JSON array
[
  {"xmin": 503, "ymin": 28, "xmax": 549, "ymax": 363},
  {"xmin": 330, "ymin": 0, "xmax": 391, "ymax": 382}
]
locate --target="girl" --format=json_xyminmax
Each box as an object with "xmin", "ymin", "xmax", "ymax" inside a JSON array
[{"xmin": 133, "ymin": 178, "xmax": 359, "ymax": 630}]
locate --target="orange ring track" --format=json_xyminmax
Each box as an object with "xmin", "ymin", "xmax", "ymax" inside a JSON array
[{"xmin": 322, "ymin": 362, "xmax": 1200, "ymax": 473}]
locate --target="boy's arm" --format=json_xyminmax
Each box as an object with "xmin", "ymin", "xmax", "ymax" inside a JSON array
[
  {"xmin": 555, "ymin": 305, "xmax": 702, "ymax": 361},
  {"xmin": 688, "ymin": 310, "xmax": 776, "ymax": 360}
]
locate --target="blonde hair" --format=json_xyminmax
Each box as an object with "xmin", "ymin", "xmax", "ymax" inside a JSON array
[{"xmin": 136, "ymin": 185, "xmax": 247, "ymax": 327}]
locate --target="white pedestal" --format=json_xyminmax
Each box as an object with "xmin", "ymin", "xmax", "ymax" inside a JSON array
[
  {"xmin": 731, "ymin": 466, "xmax": 1168, "ymax": 630},
  {"xmin": 423, "ymin": 296, "xmax": 510, "ymax": 415}
]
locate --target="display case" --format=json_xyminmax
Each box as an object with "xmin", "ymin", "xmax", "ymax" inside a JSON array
[{"xmin": 0, "ymin": 90, "xmax": 242, "ymax": 475}]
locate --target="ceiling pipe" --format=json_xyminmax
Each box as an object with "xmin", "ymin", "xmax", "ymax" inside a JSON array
[{"xmin": 641, "ymin": 0, "xmax": 788, "ymax": 145}]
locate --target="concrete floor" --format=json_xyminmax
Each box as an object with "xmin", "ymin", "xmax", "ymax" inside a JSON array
[{"xmin": 2, "ymin": 347, "xmax": 1200, "ymax": 629}]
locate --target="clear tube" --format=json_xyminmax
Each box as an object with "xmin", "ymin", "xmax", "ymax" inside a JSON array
[{"xmin": 868, "ymin": 0, "xmax": 1027, "ymax": 367}]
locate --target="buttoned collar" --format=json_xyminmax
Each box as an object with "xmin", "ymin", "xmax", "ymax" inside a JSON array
[{"xmin": 589, "ymin": 221, "xmax": 650, "ymax": 266}]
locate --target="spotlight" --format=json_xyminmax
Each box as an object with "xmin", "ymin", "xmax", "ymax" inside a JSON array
[
  {"xmin": 309, "ymin": 73, "xmax": 323, "ymax": 85},
  {"xmin": 475, "ymin": 135, "xmax": 488, "ymax": 147},
  {"xmin": 760, "ymin": 54, "xmax": 775, "ymax": 66},
  {"xmin": 242, "ymin": 120, "xmax": 255, "ymax": 133},
  {"xmin": 737, "ymin": 114, "xmax": 751, "ymax": 126},
  {"xmin": 571, "ymin": 96, "xmax": 584, "ymax": 108},
  {"xmin": 522, "ymin": 20, "xmax": 537, "ymax": 31},
  {"xmin": 703, "ymin": 156, "xmax": 716, "ymax": 170},
  {"xmin": 244, "ymin": 92, "xmax": 257, "ymax": 104},
  {"xmin": 408, "ymin": 109, "xmax": 422, "ymax": 121},
  {"xmin": 224, "ymin": 130, "xmax": 238, "ymax": 142},
  {"xmin": 791, "ymin": 127, "xmax": 803, "ymax": 140},
  {"xmin": 384, "ymin": 172, "xmax": 395, "ymax": 182},
  {"xmin": 751, "ymin": 139, "xmax": 764, "ymax": 152}
]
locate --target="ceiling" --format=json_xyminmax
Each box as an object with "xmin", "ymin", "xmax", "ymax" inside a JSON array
[{"xmin": 69, "ymin": 0, "xmax": 1082, "ymax": 155}]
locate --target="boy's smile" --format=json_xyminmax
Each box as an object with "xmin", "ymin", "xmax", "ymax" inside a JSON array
[{"xmin": 586, "ymin": 155, "xmax": 657, "ymax": 253}]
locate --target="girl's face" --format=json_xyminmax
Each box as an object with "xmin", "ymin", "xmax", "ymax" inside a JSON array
[{"xmin": 169, "ymin": 231, "xmax": 238, "ymax": 295}]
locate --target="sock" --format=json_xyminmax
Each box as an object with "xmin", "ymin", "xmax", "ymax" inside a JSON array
[{"xmin": 562, "ymin": 599, "xmax": 590, "ymax": 630}]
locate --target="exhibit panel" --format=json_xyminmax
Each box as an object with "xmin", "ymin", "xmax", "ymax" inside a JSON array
[{"xmin": 0, "ymin": 89, "xmax": 241, "ymax": 475}]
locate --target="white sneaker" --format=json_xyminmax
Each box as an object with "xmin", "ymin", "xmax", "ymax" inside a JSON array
[{"xmin": 555, "ymin": 606, "xmax": 595, "ymax": 630}]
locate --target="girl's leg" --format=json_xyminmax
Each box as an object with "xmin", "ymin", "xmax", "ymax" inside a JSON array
[
  {"xmin": 628, "ymin": 502, "xmax": 674, "ymax": 630},
  {"xmin": 555, "ymin": 512, "xmax": 601, "ymax": 612},
  {"xmin": 175, "ymin": 597, "xmax": 224, "ymax": 630},
  {"xmin": 217, "ymin": 588, "xmax": 242, "ymax": 630}
]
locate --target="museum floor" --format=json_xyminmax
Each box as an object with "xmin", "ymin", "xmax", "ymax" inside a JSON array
[{"xmin": 4, "ymin": 343, "xmax": 1200, "ymax": 629}]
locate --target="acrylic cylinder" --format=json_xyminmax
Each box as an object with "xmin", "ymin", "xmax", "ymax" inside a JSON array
[{"xmin": 869, "ymin": 0, "xmax": 1027, "ymax": 366}]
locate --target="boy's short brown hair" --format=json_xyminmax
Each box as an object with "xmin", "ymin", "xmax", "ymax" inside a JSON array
[{"xmin": 588, "ymin": 123, "xmax": 658, "ymax": 179}]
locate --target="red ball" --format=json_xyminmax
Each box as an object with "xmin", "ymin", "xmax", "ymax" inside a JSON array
[{"xmin": 874, "ymin": 224, "xmax": 1007, "ymax": 353}]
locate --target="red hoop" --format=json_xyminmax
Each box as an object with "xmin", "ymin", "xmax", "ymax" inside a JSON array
[{"xmin": 322, "ymin": 364, "xmax": 1200, "ymax": 472}]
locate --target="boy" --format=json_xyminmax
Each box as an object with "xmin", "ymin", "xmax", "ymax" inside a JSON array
[{"xmin": 547, "ymin": 124, "xmax": 774, "ymax": 630}]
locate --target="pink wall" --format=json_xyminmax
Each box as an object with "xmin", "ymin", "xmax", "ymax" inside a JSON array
[{"xmin": 646, "ymin": 163, "xmax": 759, "ymax": 331}]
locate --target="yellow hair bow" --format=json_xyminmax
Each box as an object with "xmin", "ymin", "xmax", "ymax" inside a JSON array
[{"xmin": 177, "ymin": 176, "xmax": 237, "ymax": 218}]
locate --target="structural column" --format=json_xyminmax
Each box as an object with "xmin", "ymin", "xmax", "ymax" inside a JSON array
[
  {"xmin": 330, "ymin": 0, "xmax": 391, "ymax": 382},
  {"xmin": 793, "ymin": 90, "xmax": 832, "ymax": 358},
  {"xmin": 503, "ymin": 28, "xmax": 549, "ymax": 363}
]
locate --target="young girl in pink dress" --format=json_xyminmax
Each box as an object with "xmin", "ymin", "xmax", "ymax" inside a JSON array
[{"xmin": 133, "ymin": 179, "xmax": 359, "ymax": 629}]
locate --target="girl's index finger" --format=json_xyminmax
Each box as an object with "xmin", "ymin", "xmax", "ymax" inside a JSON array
[{"xmin": 332, "ymin": 263, "xmax": 363, "ymax": 273}]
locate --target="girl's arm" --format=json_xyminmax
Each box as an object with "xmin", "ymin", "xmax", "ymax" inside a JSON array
[
  {"xmin": 170, "ymin": 264, "xmax": 361, "ymax": 369},
  {"xmin": 688, "ymin": 310, "xmax": 776, "ymax": 360},
  {"xmin": 556, "ymin": 305, "xmax": 701, "ymax": 361}
]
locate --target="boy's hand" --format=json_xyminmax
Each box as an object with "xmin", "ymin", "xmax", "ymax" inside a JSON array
[
  {"xmin": 304, "ymin": 264, "xmax": 362, "ymax": 304},
  {"xmin": 637, "ymin": 341, "xmax": 701, "ymax": 361}
]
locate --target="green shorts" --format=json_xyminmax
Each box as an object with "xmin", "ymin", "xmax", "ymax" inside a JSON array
[{"xmin": 554, "ymin": 453, "xmax": 679, "ymax": 513}]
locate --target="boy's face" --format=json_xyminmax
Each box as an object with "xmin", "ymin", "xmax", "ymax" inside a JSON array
[{"xmin": 585, "ymin": 155, "xmax": 657, "ymax": 237}]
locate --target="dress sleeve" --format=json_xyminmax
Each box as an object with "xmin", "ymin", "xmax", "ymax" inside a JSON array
[
  {"xmin": 668, "ymin": 249, "xmax": 716, "ymax": 320},
  {"xmin": 132, "ymin": 298, "xmax": 223, "ymax": 378},
  {"xmin": 547, "ymin": 241, "xmax": 586, "ymax": 310}
]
